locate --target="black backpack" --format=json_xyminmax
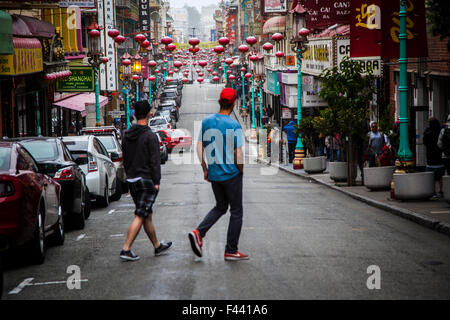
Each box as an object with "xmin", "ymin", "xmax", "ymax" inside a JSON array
[{"xmin": 440, "ymin": 127, "xmax": 450, "ymax": 156}]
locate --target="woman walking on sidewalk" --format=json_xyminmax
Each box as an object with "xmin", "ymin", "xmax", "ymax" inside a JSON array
[{"xmin": 188, "ymin": 88, "xmax": 248, "ymax": 261}]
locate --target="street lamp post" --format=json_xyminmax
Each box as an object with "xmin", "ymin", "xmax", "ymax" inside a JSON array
[
  {"xmin": 87, "ymin": 21, "xmax": 105, "ymax": 127},
  {"xmin": 120, "ymin": 51, "xmax": 132, "ymax": 129},
  {"xmin": 397, "ymin": 0, "xmax": 414, "ymax": 168},
  {"xmin": 291, "ymin": 28, "xmax": 310, "ymax": 170},
  {"xmin": 132, "ymin": 53, "xmax": 142, "ymax": 101}
]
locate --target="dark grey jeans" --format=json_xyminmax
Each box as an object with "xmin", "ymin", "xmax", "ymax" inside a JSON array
[{"xmin": 197, "ymin": 172, "xmax": 243, "ymax": 254}]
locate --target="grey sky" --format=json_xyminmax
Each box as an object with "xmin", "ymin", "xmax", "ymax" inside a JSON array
[{"xmin": 169, "ymin": 0, "xmax": 219, "ymax": 11}]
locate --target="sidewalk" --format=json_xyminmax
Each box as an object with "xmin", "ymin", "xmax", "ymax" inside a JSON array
[{"xmin": 232, "ymin": 107, "xmax": 450, "ymax": 237}]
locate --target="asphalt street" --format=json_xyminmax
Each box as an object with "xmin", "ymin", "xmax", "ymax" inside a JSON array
[{"xmin": 3, "ymin": 83, "xmax": 450, "ymax": 300}]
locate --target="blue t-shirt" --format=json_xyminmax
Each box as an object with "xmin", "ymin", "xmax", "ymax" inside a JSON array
[{"xmin": 199, "ymin": 114, "xmax": 243, "ymax": 182}]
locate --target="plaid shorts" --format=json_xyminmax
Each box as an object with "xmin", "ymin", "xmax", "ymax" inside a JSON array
[{"xmin": 128, "ymin": 178, "xmax": 158, "ymax": 218}]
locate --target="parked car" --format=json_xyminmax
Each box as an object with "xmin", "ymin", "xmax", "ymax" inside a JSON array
[
  {"xmin": 0, "ymin": 141, "xmax": 64, "ymax": 265},
  {"xmin": 155, "ymin": 111, "xmax": 177, "ymax": 129},
  {"xmin": 149, "ymin": 116, "xmax": 172, "ymax": 132},
  {"xmin": 81, "ymin": 127, "xmax": 127, "ymax": 194},
  {"xmin": 156, "ymin": 133, "xmax": 169, "ymax": 165},
  {"xmin": 158, "ymin": 129, "xmax": 192, "ymax": 153},
  {"xmin": 62, "ymin": 136, "xmax": 119, "ymax": 207},
  {"xmin": 164, "ymin": 84, "xmax": 183, "ymax": 96},
  {"xmin": 12, "ymin": 137, "xmax": 90, "ymax": 229},
  {"xmin": 158, "ymin": 100, "xmax": 179, "ymax": 121},
  {"xmin": 160, "ymin": 90, "xmax": 181, "ymax": 107}
]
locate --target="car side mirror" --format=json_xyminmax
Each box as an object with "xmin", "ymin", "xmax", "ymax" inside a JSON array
[{"xmin": 110, "ymin": 151, "xmax": 120, "ymax": 161}]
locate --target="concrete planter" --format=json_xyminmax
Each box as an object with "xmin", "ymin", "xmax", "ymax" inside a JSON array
[
  {"xmin": 393, "ymin": 172, "xmax": 434, "ymax": 200},
  {"xmin": 363, "ymin": 166, "xmax": 396, "ymax": 190},
  {"xmin": 303, "ymin": 156, "xmax": 327, "ymax": 174},
  {"xmin": 329, "ymin": 161, "xmax": 348, "ymax": 182},
  {"xmin": 443, "ymin": 176, "xmax": 450, "ymax": 202}
]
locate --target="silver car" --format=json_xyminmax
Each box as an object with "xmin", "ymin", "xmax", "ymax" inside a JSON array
[{"xmin": 149, "ymin": 116, "xmax": 172, "ymax": 132}]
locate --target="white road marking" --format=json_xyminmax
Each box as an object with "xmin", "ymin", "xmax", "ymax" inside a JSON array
[
  {"xmin": 8, "ymin": 277, "xmax": 34, "ymax": 294},
  {"xmin": 109, "ymin": 234, "xmax": 124, "ymax": 238},
  {"xmin": 9, "ymin": 278, "xmax": 88, "ymax": 294},
  {"xmin": 107, "ymin": 209, "xmax": 116, "ymax": 215},
  {"xmin": 76, "ymin": 234, "xmax": 86, "ymax": 241}
]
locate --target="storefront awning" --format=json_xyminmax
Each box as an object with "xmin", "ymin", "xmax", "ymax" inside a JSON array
[
  {"xmin": 0, "ymin": 11, "xmax": 13, "ymax": 55},
  {"xmin": 53, "ymin": 93, "xmax": 108, "ymax": 117},
  {"xmin": 0, "ymin": 37, "xmax": 43, "ymax": 76},
  {"xmin": 263, "ymin": 16, "xmax": 285, "ymax": 35},
  {"xmin": 12, "ymin": 14, "xmax": 55, "ymax": 38}
]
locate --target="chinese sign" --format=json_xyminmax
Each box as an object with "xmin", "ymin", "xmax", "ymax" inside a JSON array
[
  {"xmin": 337, "ymin": 38, "xmax": 381, "ymax": 76},
  {"xmin": 264, "ymin": 0, "xmax": 287, "ymax": 13},
  {"xmin": 0, "ymin": 38, "xmax": 43, "ymax": 75},
  {"xmin": 226, "ymin": 14, "xmax": 237, "ymax": 42},
  {"xmin": 350, "ymin": 0, "xmax": 427, "ymax": 59},
  {"xmin": 301, "ymin": 38, "xmax": 333, "ymax": 76},
  {"xmin": 139, "ymin": 0, "xmax": 149, "ymax": 57},
  {"xmin": 98, "ymin": 0, "xmax": 117, "ymax": 91},
  {"xmin": 304, "ymin": 0, "xmax": 351, "ymax": 29},
  {"xmin": 380, "ymin": 0, "xmax": 428, "ymax": 58},
  {"xmin": 56, "ymin": 66, "xmax": 94, "ymax": 92},
  {"xmin": 266, "ymin": 69, "xmax": 280, "ymax": 95}
]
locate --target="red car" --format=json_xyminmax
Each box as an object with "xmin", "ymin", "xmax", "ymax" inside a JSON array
[
  {"xmin": 158, "ymin": 129, "xmax": 192, "ymax": 153},
  {"xmin": 0, "ymin": 142, "xmax": 64, "ymax": 265}
]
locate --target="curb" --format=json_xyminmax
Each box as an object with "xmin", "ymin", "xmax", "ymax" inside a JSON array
[{"xmin": 257, "ymin": 158, "xmax": 450, "ymax": 237}]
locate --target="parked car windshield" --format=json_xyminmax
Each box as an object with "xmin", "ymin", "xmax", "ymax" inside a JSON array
[
  {"xmin": 64, "ymin": 140, "xmax": 89, "ymax": 151},
  {"xmin": 149, "ymin": 119, "xmax": 167, "ymax": 126},
  {"xmin": 20, "ymin": 140, "xmax": 58, "ymax": 161},
  {"xmin": 162, "ymin": 92, "xmax": 176, "ymax": 97},
  {"xmin": 0, "ymin": 148, "xmax": 11, "ymax": 171},
  {"xmin": 96, "ymin": 135, "xmax": 116, "ymax": 150}
]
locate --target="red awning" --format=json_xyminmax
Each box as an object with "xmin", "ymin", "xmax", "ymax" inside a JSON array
[
  {"xmin": 263, "ymin": 16, "xmax": 285, "ymax": 35},
  {"xmin": 12, "ymin": 14, "xmax": 55, "ymax": 38},
  {"xmin": 309, "ymin": 25, "xmax": 350, "ymax": 38},
  {"xmin": 53, "ymin": 93, "xmax": 108, "ymax": 117}
]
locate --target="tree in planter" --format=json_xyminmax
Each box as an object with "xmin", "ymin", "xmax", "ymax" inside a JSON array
[
  {"xmin": 319, "ymin": 56, "xmax": 376, "ymax": 186},
  {"xmin": 294, "ymin": 116, "xmax": 316, "ymax": 157}
]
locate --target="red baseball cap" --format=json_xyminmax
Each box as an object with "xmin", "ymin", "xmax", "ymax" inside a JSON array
[{"xmin": 219, "ymin": 88, "xmax": 237, "ymax": 104}]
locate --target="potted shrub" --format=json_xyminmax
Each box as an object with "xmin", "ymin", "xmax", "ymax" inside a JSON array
[
  {"xmin": 294, "ymin": 116, "xmax": 327, "ymax": 174},
  {"xmin": 319, "ymin": 57, "xmax": 376, "ymax": 185}
]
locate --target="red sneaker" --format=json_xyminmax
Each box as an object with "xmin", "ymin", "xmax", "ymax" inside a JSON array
[
  {"xmin": 188, "ymin": 229, "xmax": 203, "ymax": 257},
  {"xmin": 224, "ymin": 251, "xmax": 249, "ymax": 261}
]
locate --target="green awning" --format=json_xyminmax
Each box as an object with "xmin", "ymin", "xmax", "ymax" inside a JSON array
[{"xmin": 0, "ymin": 11, "xmax": 13, "ymax": 55}]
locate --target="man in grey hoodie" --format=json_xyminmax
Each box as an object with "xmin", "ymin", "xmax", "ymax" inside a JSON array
[{"xmin": 119, "ymin": 100, "xmax": 172, "ymax": 261}]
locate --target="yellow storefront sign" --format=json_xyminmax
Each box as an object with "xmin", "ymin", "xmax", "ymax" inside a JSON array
[{"xmin": 0, "ymin": 46, "xmax": 43, "ymax": 76}]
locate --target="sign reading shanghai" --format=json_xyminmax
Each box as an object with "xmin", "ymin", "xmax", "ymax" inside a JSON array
[
  {"xmin": 264, "ymin": 0, "xmax": 288, "ymax": 13},
  {"xmin": 303, "ymin": 0, "xmax": 351, "ymax": 29},
  {"xmin": 56, "ymin": 66, "xmax": 94, "ymax": 92}
]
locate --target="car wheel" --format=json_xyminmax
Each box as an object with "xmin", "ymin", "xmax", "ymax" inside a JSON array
[
  {"xmin": 110, "ymin": 179, "xmax": 122, "ymax": 202},
  {"xmin": 84, "ymin": 187, "xmax": 91, "ymax": 219},
  {"xmin": 51, "ymin": 206, "xmax": 65, "ymax": 245},
  {"xmin": 29, "ymin": 204, "xmax": 46, "ymax": 265},
  {"xmin": 97, "ymin": 177, "xmax": 109, "ymax": 208}
]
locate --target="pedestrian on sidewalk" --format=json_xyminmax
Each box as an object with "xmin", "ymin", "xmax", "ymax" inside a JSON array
[
  {"xmin": 189, "ymin": 88, "xmax": 248, "ymax": 261},
  {"xmin": 283, "ymin": 121, "xmax": 297, "ymax": 163},
  {"xmin": 119, "ymin": 100, "xmax": 172, "ymax": 261},
  {"xmin": 424, "ymin": 117, "xmax": 445, "ymax": 198},
  {"xmin": 437, "ymin": 115, "xmax": 450, "ymax": 175},
  {"xmin": 367, "ymin": 121, "xmax": 385, "ymax": 167}
]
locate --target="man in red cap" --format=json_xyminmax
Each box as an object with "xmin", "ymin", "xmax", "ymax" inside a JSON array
[{"xmin": 188, "ymin": 87, "xmax": 248, "ymax": 261}]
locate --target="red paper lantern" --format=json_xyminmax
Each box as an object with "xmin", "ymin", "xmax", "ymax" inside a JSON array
[
  {"xmin": 244, "ymin": 73, "xmax": 252, "ymax": 79},
  {"xmin": 174, "ymin": 61, "xmax": 183, "ymax": 68},
  {"xmin": 134, "ymin": 34, "xmax": 146, "ymax": 43},
  {"xmin": 218, "ymin": 37, "xmax": 230, "ymax": 46},
  {"xmin": 168, "ymin": 70, "xmax": 174, "ymax": 75},
  {"xmin": 132, "ymin": 74, "xmax": 140, "ymax": 80},
  {"xmin": 188, "ymin": 38, "xmax": 200, "ymax": 46},
  {"xmin": 161, "ymin": 36, "xmax": 173, "ymax": 45},
  {"xmin": 229, "ymin": 74, "xmax": 236, "ymax": 80},
  {"xmin": 246, "ymin": 36, "xmax": 257, "ymax": 46},
  {"xmin": 122, "ymin": 59, "xmax": 131, "ymax": 66},
  {"xmin": 166, "ymin": 77, "xmax": 173, "ymax": 83},
  {"xmin": 212, "ymin": 76, "xmax": 220, "ymax": 82},
  {"xmin": 140, "ymin": 40, "xmax": 150, "ymax": 48},
  {"xmin": 154, "ymin": 69, "xmax": 160, "ymax": 74},
  {"xmin": 238, "ymin": 45, "xmax": 249, "ymax": 53},
  {"xmin": 240, "ymin": 67, "xmax": 246, "ymax": 72},
  {"xmin": 167, "ymin": 44, "xmax": 177, "ymax": 52},
  {"xmin": 197, "ymin": 77, "xmax": 204, "ymax": 83},
  {"xmin": 262, "ymin": 42, "xmax": 274, "ymax": 51},
  {"xmin": 214, "ymin": 46, "xmax": 225, "ymax": 54},
  {"xmin": 114, "ymin": 35, "xmax": 125, "ymax": 44},
  {"xmin": 226, "ymin": 70, "xmax": 232, "ymax": 74},
  {"xmin": 272, "ymin": 33, "xmax": 284, "ymax": 42},
  {"xmin": 148, "ymin": 60, "xmax": 157, "ymax": 68},
  {"xmin": 88, "ymin": 29, "xmax": 100, "ymax": 38},
  {"xmin": 148, "ymin": 76, "xmax": 156, "ymax": 82},
  {"xmin": 198, "ymin": 72, "xmax": 204, "ymax": 77},
  {"xmin": 212, "ymin": 71, "xmax": 218, "ymax": 76},
  {"xmin": 107, "ymin": 29, "xmax": 119, "ymax": 39},
  {"xmin": 249, "ymin": 55, "xmax": 259, "ymax": 62},
  {"xmin": 299, "ymin": 28, "xmax": 311, "ymax": 37},
  {"xmin": 182, "ymin": 78, "xmax": 189, "ymax": 83},
  {"xmin": 225, "ymin": 58, "xmax": 233, "ymax": 65},
  {"xmin": 198, "ymin": 61, "xmax": 208, "ymax": 67},
  {"xmin": 275, "ymin": 51, "xmax": 285, "ymax": 58}
]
